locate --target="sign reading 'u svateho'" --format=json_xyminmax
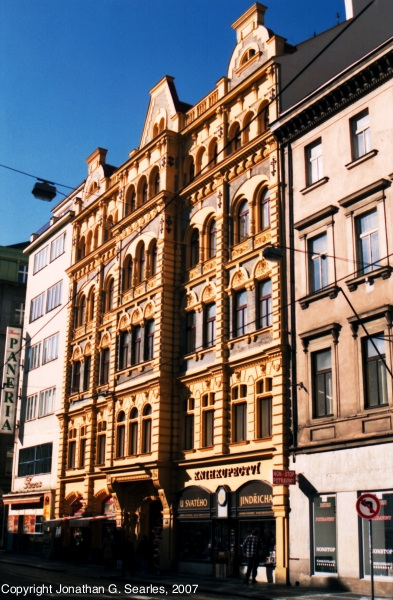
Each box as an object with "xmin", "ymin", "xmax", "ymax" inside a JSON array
[{"xmin": 0, "ymin": 327, "xmax": 22, "ymax": 434}]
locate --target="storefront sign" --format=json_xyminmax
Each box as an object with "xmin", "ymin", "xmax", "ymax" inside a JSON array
[
  {"xmin": 238, "ymin": 481, "xmax": 273, "ymax": 515},
  {"xmin": 0, "ymin": 327, "xmax": 22, "ymax": 434},
  {"xmin": 194, "ymin": 462, "xmax": 261, "ymax": 481},
  {"xmin": 23, "ymin": 476, "xmax": 43, "ymax": 490},
  {"xmin": 178, "ymin": 486, "xmax": 211, "ymax": 518},
  {"xmin": 272, "ymin": 469, "xmax": 296, "ymax": 485}
]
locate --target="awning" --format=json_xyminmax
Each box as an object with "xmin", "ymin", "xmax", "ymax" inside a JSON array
[
  {"xmin": 69, "ymin": 515, "xmax": 109, "ymax": 527},
  {"xmin": 3, "ymin": 495, "xmax": 43, "ymax": 505}
]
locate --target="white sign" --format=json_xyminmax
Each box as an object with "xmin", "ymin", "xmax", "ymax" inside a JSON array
[{"xmin": 0, "ymin": 327, "xmax": 22, "ymax": 434}]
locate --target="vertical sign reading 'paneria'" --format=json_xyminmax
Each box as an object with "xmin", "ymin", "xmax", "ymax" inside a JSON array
[{"xmin": 0, "ymin": 327, "xmax": 22, "ymax": 434}]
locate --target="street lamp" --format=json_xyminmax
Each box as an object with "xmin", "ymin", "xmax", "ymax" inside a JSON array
[{"xmin": 31, "ymin": 179, "xmax": 57, "ymax": 202}]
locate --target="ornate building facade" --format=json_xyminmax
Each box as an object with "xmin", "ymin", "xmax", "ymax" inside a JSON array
[{"xmin": 56, "ymin": 4, "xmax": 291, "ymax": 582}]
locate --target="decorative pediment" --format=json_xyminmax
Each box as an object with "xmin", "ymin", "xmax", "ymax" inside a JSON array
[
  {"xmin": 201, "ymin": 283, "xmax": 217, "ymax": 304},
  {"xmin": 254, "ymin": 258, "xmax": 271, "ymax": 280},
  {"xmin": 131, "ymin": 307, "xmax": 143, "ymax": 325},
  {"xmin": 118, "ymin": 313, "xmax": 131, "ymax": 331},
  {"xmin": 72, "ymin": 345, "xmax": 83, "ymax": 361},
  {"xmin": 144, "ymin": 302, "xmax": 155, "ymax": 319},
  {"xmin": 231, "ymin": 268, "xmax": 249, "ymax": 290},
  {"xmin": 100, "ymin": 332, "xmax": 111, "ymax": 348}
]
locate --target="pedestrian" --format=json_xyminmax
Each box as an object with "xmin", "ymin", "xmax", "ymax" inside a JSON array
[
  {"xmin": 136, "ymin": 535, "xmax": 150, "ymax": 573},
  {"xmin": 241, "ymin": 528, "xmax": 262, "ymax": 584},
  {"xmin": 102, "ymin": 531, "xmax": 115, "ymax": 570}
]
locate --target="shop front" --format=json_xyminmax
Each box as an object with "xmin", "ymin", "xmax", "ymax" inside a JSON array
[{"xmin": 177, "ymin": 480, "xmax": 276, "ymax": 581}]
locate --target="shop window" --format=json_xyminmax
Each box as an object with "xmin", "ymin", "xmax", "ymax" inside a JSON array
[
  {"xmin": 131, "ymin": 325, "xmax": 142, "ymax": 365},
  {"xmin": 144, "ymin": 319, "xmax": 155, "ymax": 361},
  {"xmin": 204, "ymin": 303, "xmax": 216, "ymax": 348},
  {"xmin": 185, "ymin": 311, "xmax": 196, "ymax": 354},
  {"xmin": 129, "ymin": 407, "xmax": 138, "ymax": 455},
  {"xmin": 256, "ymin": 380, "xmax": 272, "ymax": 438},
  {"xmin": 361, "ymin": 491, "xmax": 393, "ymax": 578},
  {"xmin": 309, "ymin": 233, "xmax": 328, "ymax": 292},
  {"xmin": 202, "ymin": 393, "xmax": 215, "ymax": 448},
  {"xmin": 356, "ymin": 209, "xmax": 380, "ymax": 274},
  {"xmin": 96, "ymin": 421, "xmax": 106, "ymax": 465},
  {"xmin": 67, "ymin": 429, "xmax": 77, "ymax": 469},
  {"xmin": 116, "ymin": 411, "xmax": 126, "ymax": 458},
  {"xmin": 99, "ymin": 348, "xmax": 110, "ymax": 385},
  {"xmin": 142, "ymin": 404, "xmax": 152, "ymax": 453},
  {"xmin": 232, "ymin": 385, "xmax": 247, "ymax": 442},
  {"xmin": 234, "ymin": 289, "xmax": 248, "ymax": 337},
  {"xmin": 363, "ymin": 334, "xmax": 388, "ymax": 408},
  {"xmin": 257, "ymin": 280, "xmax": 272, "ymax": 329},
  {"xmin": 18, "ymin": 443, "xmax": 52, "ymax": 476},
  {"xmin": 351, "ymin": 109, "xmax": 371, "ymax": 160},
  {"xmin": 313, "ymin": 495, "xmax": 337, "ymax": 574},
  {"xmin": 184, "ymin": 398, "xmax": 195, "ymax": 450},
  {"xmin": 312, "ymin": 349, "xmax": 333, "ymax": 418},
  {"xmin": 306, "ymin": 138, "xmax": 323, "ymax": 186}
]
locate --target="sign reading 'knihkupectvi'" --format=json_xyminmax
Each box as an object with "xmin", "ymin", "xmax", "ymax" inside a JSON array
[{"xmin": 0, "ymin": 327, "xmax": 22, "ymax": 434}]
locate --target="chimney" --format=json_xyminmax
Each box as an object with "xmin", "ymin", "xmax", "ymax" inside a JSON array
[{"xmin": 344, "ymin": 0, "xmax": 371, "ymax": 19}]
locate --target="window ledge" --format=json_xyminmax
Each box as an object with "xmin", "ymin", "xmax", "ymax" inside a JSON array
[
  {"xmin": 299, "ymin": 285, "xmax": 340, "ymax": 309},
  {"xmin": 300, "ymin": 177, "xmax": 329, "ymax": 195},
  {"xmin": 345, "ymin": 266, "xmax": 392, "ymax": 292},
  {"xmin": 345, "ymin": 149, "xmax": 378, "ymax": 170}
]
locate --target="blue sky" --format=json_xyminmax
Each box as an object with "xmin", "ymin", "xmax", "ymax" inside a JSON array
[{"xmin": 0, "ymin": 0, "xmax": 344, "ymax": 246}]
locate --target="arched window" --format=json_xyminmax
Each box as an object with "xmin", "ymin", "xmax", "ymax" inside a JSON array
[
  {"xmin": 86, "ymin": 231, "xmax": 93, "ymax": 255},
  {"xmin": 142, "ymin": 404, "xmax": 152, "ymax": 453},
  {"xmin": 129, "ymin": 407, "xmax": 138, "ymax": 455},
  {"xmin": 78, "ymin": 236, "xmax": 86, "ymax": 261},
  {"xmin": 150, "ymin": 240, "xmax": 157, "ymax": 277},
  {"xmin": 195, "ymin": 147, "xmax": 206, "ymax": 175},
  {"xmin": 238, "ymin": 200, "xmax": 249, "ymax": 242},
  {"xmin": 258, "ymin": 103, "xmax": 269, "ymax": 134},
  {"xmin": 151, "ymin": 169, "xmax": 160, "ymax": 196},
  {"xmin": 136, "ymin": 243, "xmax": 145, "ymax": 283},
  {"xmin": 190, "ymin": 229, "xmax": 200, "ymax": 268},
  {"xmin": 228, "ymin": 123, "xmax": 241, "ymax": 155},
  {"xmin": 209, "ymin": 139, "xmax": 218, "ymax": 167},
  {"xmin": 140, "ymin": 177, "xmax": 148, "ymax": 204},
  {"xmin": 242, "ymin": 112, "xmax": 253, "ymax": 145},
  {"xmin": 259, "ymin": 188, "xmax": 271, "ymax": 231},
  {"xmin": 93, "ymin": 226, "xmax": 99, "ymax": 250},
  {"xmin": 208, "ymin": 219, "xmax": 217, "ymax": 258},
  {"xmin": 106, "ymin": 277, "xmax": 115, "ymax": 311},
  {"xmin": 125, "ymin": 186, "xmax": 136, "ymax": 216},
  {"xmin": 123, "ymin": 255, "xmax": 133, "ymax": 291},
  {"xmin": 105, "ymin": 216, "xmax": 113, "ymax": 241},
  {"xmin": 79, "ymin": 295, "xmax": 86, "ymax": 326},
  {"xmin": 87, "ymin": 288, "xmax": 95, "ymax": 322},
  {"xmin": 188, "ymin": 156, "xmax": 195, "ymax": 183},
  {"xmin": 240, "ymin": 47, "xmax": 256, "ymax": 66},
  {"xmin": 116, "ymin": 411, "xmax": 126, "ymax": 458}
]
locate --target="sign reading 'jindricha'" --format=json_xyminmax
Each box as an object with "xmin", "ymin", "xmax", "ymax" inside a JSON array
[
  {"xmin": 0, "ymin": 327, "xmax": 22, "ymax": 434},
  {"xmin": 194, "ymin": 462, "xmax": 261, "ymax": 481}
]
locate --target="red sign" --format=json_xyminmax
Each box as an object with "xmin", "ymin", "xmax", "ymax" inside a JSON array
[
  {"xmin": 356, "ymin": 493, "xmax": 381, "ymax": 519},
  {"xmin": 272, "ymin": 469, "xmax": 296, "ymax": 485}
]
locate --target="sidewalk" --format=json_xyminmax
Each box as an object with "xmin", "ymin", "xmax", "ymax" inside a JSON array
[{"xmin": 0, "ymin": 551, "xmax": 384, "ymax": 600}]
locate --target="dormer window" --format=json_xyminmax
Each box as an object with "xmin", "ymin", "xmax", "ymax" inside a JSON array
[{"xmin": 240, "ymin": 48, "xmax": 257, "ymax": 66}]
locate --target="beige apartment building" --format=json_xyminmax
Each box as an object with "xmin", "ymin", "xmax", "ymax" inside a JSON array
[{"xmin": 54, "ymin": 4, "xmax": 292, "ymax": 582}]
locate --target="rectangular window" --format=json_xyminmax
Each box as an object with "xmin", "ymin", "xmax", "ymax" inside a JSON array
[
  {"xmin": 18, "ymin": 264, "xmax": 28, "ymax": 283},
  {"xmin": 204, "ymin": 303, "xmax": 216, "ymax": 348},
  {"xmin": 30, "ymin": 292, "xmax": 45, "ymax": 322},
  {"xmin": 42, "ymin": 333, "xmax": 59, "ymax": 363},
  {"xmin": 33, "ymin": 246, "xmax": 48, "ymax": 274},
  {"xmin": 100, "ymin": 348, "xmax": 110, "ymax": 384},
  {"xmin": 132, "ymin": 326, "xmax": 142, "ymax": 365},
  {"xmin": 97, "ymin": 434, "xmax": 106, "ymax": 465},
  {"xmin": 313, "ymin": 495, "xmax": 337, "ymax": 573},
  {"xmin": 46, "ymin": 281, "xmax": 62, "ymax": 312},
  {"xmin": 18, "ymin": 443, "xmax": 52, "ymax": 476},
  {"xmin": 312, "ymin": 349, "xmax": 333, "ymax": 418},
  {"xmin": 79, "ymin": 437, "xmax": 87, "ymax": 468},
  {"xmin": 71, "ymin": 361, "xmax": 81, "ymax": 394},
  {"xmin": 256, "ymin": 381, "xmax": 273, "ymax": 439},
  {"xmin": 184, "ymin": 398, "xmax": 194, "ymax": 450},
  {"xmin": 234, "ymin": 290, "xmax": 247, "ymax": 337},
  {"xmin": 68, "ymin": 440, "xmax": 76, "ymax": 469},
  {"xmin": 27, "ymin": 342, "xmax": 41, "ymax": 370},
  {"xmin": 202, "ymin": 393, "xmax": 215, "ymax": 448},
  {"xmin": 258, "ymin": 280, "xmax": 272, "ymax": 328},
  {"xmin": 361, "ymin": 491, "xmax": 393, "ymax": 578},
  {"xmin": 306, "ymin": 139, "xmax": 323, "ymax": 185},
  {"xmin": 363, "ymin": 335, "xmax": 388, "ymax": 408},
  {"xmin": 25, "ymin": 395, "xmax": 37, "ymax": 421},
  {"xmin": 351, "ymin": 109, "xmax": 371, "ymax": 160},
  {"xmin": 144, "ymin": 320, "xmax": 155, "ymax": 361},
  {"xmin": 118, "ymin": 331, "xmax": 130, "ymax": 370},
  {"xmin": 356, "ymin": 209, "xmax": 380, "ymax": 274},
  {"xmin": 233, "ymin": 402, "xmax": 247, "ymax": 442},
  {"xmin": 309, "ymin": 234, "xmax": 328, "ymax": 292},
  {"xmin": 13, "ymin": 302, "xmax": 25, "ymax": 326},
  {"xmin": 39, "ymin": 387, "xmax": 55, "ymax": 416},
  {"xmin": 50, "ymin": 233, "xmax": 66, "ymax": 261},
  {"xmin": 83, "ymin": 356, "xmax": 91, "ymax": 391},
  {"xmin": 185, "ymin": 311, "xmax": 196, "ymax": 354}
]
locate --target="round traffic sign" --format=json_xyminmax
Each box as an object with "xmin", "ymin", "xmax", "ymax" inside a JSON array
[{"xmin": 356, "ymin": 493, "xmax": 381, "ymax": 519}]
